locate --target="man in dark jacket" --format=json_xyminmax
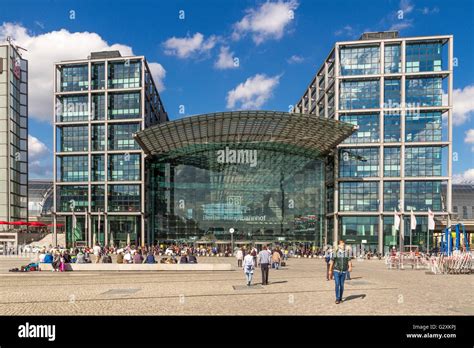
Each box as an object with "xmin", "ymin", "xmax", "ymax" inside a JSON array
[{"xmin": 329, "ymin": 240, "xmax": 352, "ymax": 304}]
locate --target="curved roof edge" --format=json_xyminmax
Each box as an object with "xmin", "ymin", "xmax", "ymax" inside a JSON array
[{"xmin": 134, "ymin": 110, "xmax": 357, "ymax": 158}]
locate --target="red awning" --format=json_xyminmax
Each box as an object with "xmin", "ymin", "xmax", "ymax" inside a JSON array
[
  {"xmin": 0, "ymin": 221, "xmax": 10, "ymax": 225},
  {"xmin": 9, "ymin": 221, "xmax": 28, "ymax": 225},
  {"xmin": 47, "ymin": 223, "xmax": 65, "ymax": 227},
  {"xmin": 28, "ymin": 221, "xmax": 47, "ymax": 227}
]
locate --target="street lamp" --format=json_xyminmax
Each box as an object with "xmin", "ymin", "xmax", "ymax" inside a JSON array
[{"xmin": 229, "ymin": 228, "xmax": 234, "ymax": 254}]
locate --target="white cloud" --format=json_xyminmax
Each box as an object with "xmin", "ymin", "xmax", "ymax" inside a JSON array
[
  {"xmin": 28, "ymin": 135, "xmax": 52, "ymax": 178},
  {"xmin": 334, "ymin": 25, "xmax": 355, "ymax": 37},
  {"xmin": 163, "ymin": 32, "xmax": 217, "ymax": 59},
  {"xmin": 452, "ymin": 85, "xmax": 474, "ymax": 126},
  {"xmin": 399, "ymin": 0, "xmax": 414, "ymax": 14},
  {"xmin": 0, "ymin": 23, "xmax": 166, "ymax": 123},
  {"xmin": 453, "ymin": 168, "xmax": 474, "ymax": 184},
  {"xmin": 214, "ymin": 46, "xmax": 238, "ymax": 70},
  {"xmin": 389, "ymin": 20, "xmax": 413, "ymax": 31},
  {"xmin": 232, "ymin": 0, "xmax": 299, "ymax": 45},
  {"xmin": 287, "ymin": 55, "xmax": 304, "ymax": 64},
  {"xmin": 147, "ymin": 62, "xmax": 166, "ymax": 91},
  {"xmin": 226, "ymin": 73, "xmax": 280, "ymax": 109},
  {"xmin": 421, "ymin": 6, "xmax": 439, "ymax": 15},
  {"xmin": 465, "ymin": 129, "xmax": 474, "ymax": 143}
]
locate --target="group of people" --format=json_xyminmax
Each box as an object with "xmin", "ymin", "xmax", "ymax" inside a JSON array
[{"xmin": 236, "ymin": 246, "xmax": 284, "ymax": 286}]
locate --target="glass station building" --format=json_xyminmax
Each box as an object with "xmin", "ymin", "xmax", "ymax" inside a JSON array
[{"xmin": 135, "ymin": 111, "xmax": 355, "ymax": 247}]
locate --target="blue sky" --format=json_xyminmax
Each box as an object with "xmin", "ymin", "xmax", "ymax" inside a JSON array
[{"xmin": 0, "ymin": 0, "xmax": 473, "ymax": 180}]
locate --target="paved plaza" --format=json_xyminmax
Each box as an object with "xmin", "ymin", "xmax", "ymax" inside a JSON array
[{"xmin": 0, "ymin": 256, "xmax": 472, "ymax": 315}]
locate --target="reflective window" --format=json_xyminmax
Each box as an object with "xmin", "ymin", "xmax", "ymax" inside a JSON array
[
  {"xmin": 405, "ymin": 146, "xmax": 442, "ymax": 177},
  {"xmin": 108, "ymin": 92, "xmax": 141, "ymax": 119},
  {"xmin": 92, "ymin": 125, "xmax": 105, "ymax": 151},
  {"xmin": 108, "ymin": 184, "xmax": 141, "ymax": 212},
  {"xmin": 57, "ymin": 185, "xmax": 88, "ymax": 212},
  {"xmin": 406, "ymin": 78, "xmax": 443, "ymax": 107},
  {"xmin": 383, "ymin": 216, "xmax": 398, "ymax": 251},
  {"xmin": 108, "ymin": 154, "xmax": 141, "ymax": 181},
  {"xmin": 383, "ymin": 181, "xmax": 400, "ymax": 211},
  {"xmin": 384, "ymin": 79, "xmax": 401, "ymax": 107},
  {"xmin": 340, "ymin": 114, "xmax": 379, "ymax": 143},
  {"xmin": 340, "ymin": 80, "xmax": 379, "ymax": 110},
  {"xmin": 91, "ymin": 185, "xmax": 105, "ymax": 212},
  {"xmin": 91, "ymin": 63, "xmax": 105, "ymax": 90},
  {"xmin": 406, "ymin": 111, "xmax": 442, "ymax": 142},
  {"xmin": 403, "ymin": 216, "xmax": 429, "ymax": 250},
  {"xmin": 339, "ymin": 181, "xmax": 378, "ymax": 211},
  {"xmin": 340, "ymin": 46, "xmax": 380, "ymax": 75},
  {"xmin": 91, "ymin": 154, "xmax": 105, "ymax": 182},
  {"xmin": 92, "ymin": 94, "xmax": 105, "ymax": 120},
  {"xmin": 340, "ymin": 216, "xmax": 378, "ymax": 244},
  {"xmin": 406, "ymin": 42, "xmax": 443, "ymax": 73},
  {"xmin": 384, "ymin": 44, "xmax": 401, "ymax": 73},
  {"xmin": 59, "ymin": 156, "xmax": 88, "ymax": 182},
  {"xmin": 148, "ymin": 149, "xmax": 325, "ymax": 243},
  {"xmin": 108, "ymin": 123, "xmax": 140, "ymax": 150},
  {"xmin": 384, "ymin": 114, "xmax": 401, "ymax": 142},
  {"xmin": 339, "ymin": 148, "xmax": 379, "ymax": 177},
  {"xmin": 108, "ymin": 60, "xmax": 141, "ymax": 89},
  {"xmin": 59, "ymin": 126, "xmax": 88, "ymax": 152},
  {"xmin": 383, "ymin": 147, "xmax": 400, "ymax": 177},
  {"xmin": 405, "ymin": 181, "xmax": 443, "ymax": 211},
  {"xmin": 60, "ymin": 65, "xmax": 88, "ymax": 92},
  {"xmin": 57, "ymin": 95, "xmax": 89, "ymax": 122}
]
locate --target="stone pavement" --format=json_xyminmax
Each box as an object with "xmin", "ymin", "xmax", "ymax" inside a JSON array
[{"xmin": 0, "ymin": 256, "xmax": 472, "ymax": 315}]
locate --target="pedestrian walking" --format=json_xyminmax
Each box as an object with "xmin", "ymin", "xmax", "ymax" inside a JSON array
[
  {"xmin": 258, "ymin": 245, "xmax": 271, "ymax": 285},
  {"xmin": 93, "ymin": 243, "xmax": 101, "ymax": 263},
  {"xmin": 272, "ymin": 248, "xmax": 281, "ymax": 269},
  {"xmin": 236, "ymin": 248, "xmax": 243, "ymax": 268},
  {"xmin": 243, "ymin": 251, "xmax": 255, "ymax": 286},
  {"xmin": 329, "ymin": 240, "xmax": 352, "ymax": 304},
  {"xmin": 324, "ymin": 247, "xmax": 332, "ymax": 281}
]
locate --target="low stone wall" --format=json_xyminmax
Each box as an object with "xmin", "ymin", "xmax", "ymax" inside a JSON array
[{"xmin": 38, "ymin": 263, "xmax": 233, "ymax": 271}]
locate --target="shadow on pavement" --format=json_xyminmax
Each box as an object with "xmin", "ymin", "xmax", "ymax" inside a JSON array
[{"xmin": 343, "ymin": 294, "xmax": 366, "ymax": 302}]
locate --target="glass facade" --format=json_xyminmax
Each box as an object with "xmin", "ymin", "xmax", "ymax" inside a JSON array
[
  {"xmin": 383, "ymin": 216, "xmax": 398, "ymax": 252},
  {"xmin": 108, "ymin": 184, "xmax": 141, "ymax": 212},
  {"xmin": 384, "ymin": 44, "xmax": 401, "ymax": 73},
  {"xmin": 383, "ymin": 181, "xmax": 400, "ymax": 211},
  {"xmin": 339, "ymin": 148, "xmax": 379, "ymax": 177},
  {"xmin": 405, "ymin": 146, "xmax": 442, "ymax": 177},
  {"xmin": 91, "ymin": 63, "xmax": 105, "ymax": 90},
  {"xmin": 340, "ymin": 46, "xmax": 379, "ymax": 75},
  {"xmin": 340, "ymin": 114, "xmax": 379, "ymax": 143},
  {"xmin": 57, "ymin": 185, "xmax": 88, "ymax": 212},
  {"xmin": 59, "ymin": 126, "xmax": 88, "ymax": 152},
  {"xmin": 108, "ymin": 92, "xmax": 141, "ymax": 119},
  {"xmin": 91, "ymin": 125, "xmax": 105, "ymax": 151},
  {"xmin": 148, "ymin": 147, "xmax": 325, "ymax": 243},
  {"xmin": 384, "ymin": 79, "xmax": 401, "ymax": 106},
  {"xmin": 57, "ymin": 95, "xmax": 89, "ymax": 122},
  {"xmin": 405, "ymin": 181, "xmax": 443, "ymax": 211},
  {"xmin": 108, "ymin": 154, "xmax": 141, "ymax": 181},
  {"xmin": 406, "ymin": 42, "xmax": 443, "ymax": 73},
  {"xmin": 58, "ymin": 156, "xmax": 88, "ymax": 182},
  {"xmin": 406, "ymin": 111, "xmax": 443, "ymax": 142},
  {"xmin": 383, "ymin": 114, "xmax": 401, "ymax": 142},
  {"xmin": 92, "ymin": 94, "xmax": 105, "ymax": 120},
  {"xmin": 60, "ymin": 65, "xmax": 88, "ymax": 92},
  {"xmin": 340, "ymin": 216, "xmax": 378, "ymax": 246},
  {"xmin": 406, "ymin": 77, "xmax": 443, "ymax": 107},
  {"xmin": 108, "ymin": 60, "xmax": 141, "ymax": 89},
  {"xmin": 108, "ymin": 123, "xmax": 140, "ymax": 150},
  {"xmin": 339, "ymin": 181, "xmax": 378, "ymax": 212},
  {"xmin": 383, "ymin": 147, "xmax": 400, "ymax": 177},
  {"xmin": 340, "ymin": 80, "xmax": 379, "ymax": 110}
]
